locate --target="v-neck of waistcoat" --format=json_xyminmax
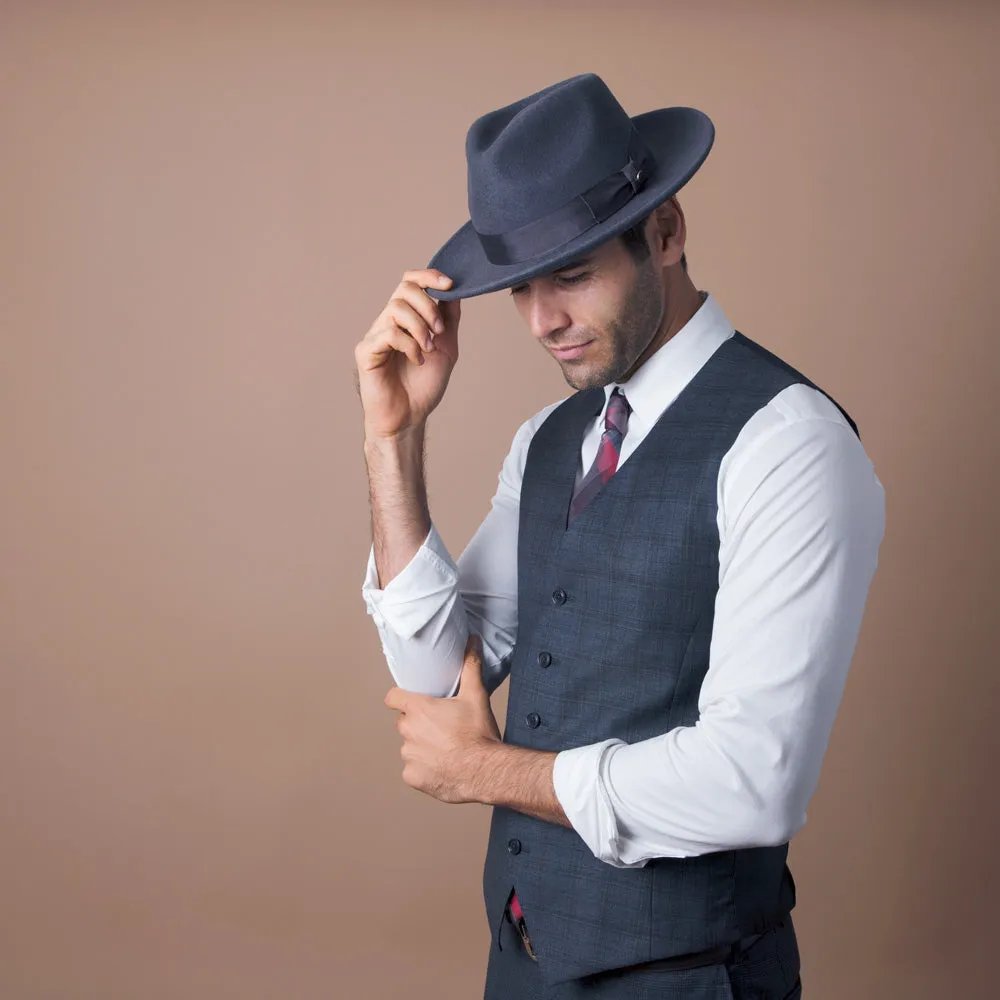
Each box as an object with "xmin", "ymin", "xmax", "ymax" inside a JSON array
[{"xmin": 542, "ymin": 332, "xmax": 741, "ymax": 551}]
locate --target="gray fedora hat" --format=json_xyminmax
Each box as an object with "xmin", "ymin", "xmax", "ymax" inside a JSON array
[{"xmin": 425, "ymin": 73, "xmax": 714, "ymax": 301}]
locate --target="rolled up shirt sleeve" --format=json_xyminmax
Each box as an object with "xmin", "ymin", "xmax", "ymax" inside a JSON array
[
  {"xmin": 361, "ymin": 405, "xmax": 561, "ymax": 698},
  {"xmin": 362, "ymin": 523, "xmax": 473, "ymax": 697},
  {"xmin": 552, "ymin": 410, "xmax": 886, "ymax": 864}
]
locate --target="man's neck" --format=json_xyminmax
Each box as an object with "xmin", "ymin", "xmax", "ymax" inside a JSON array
[{"xmin": 620, "ymin": 283, "xmax": 706, "ymax": 383}]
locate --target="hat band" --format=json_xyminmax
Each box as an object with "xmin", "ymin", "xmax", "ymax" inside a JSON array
[{"xmin": 476, "ymin": 129, "xmax": 657, "ymax": 267}]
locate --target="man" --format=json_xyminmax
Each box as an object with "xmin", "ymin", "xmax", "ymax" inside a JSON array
[{"xmin": 356, "ymin": 73, "xmax": 885, "ymax": 999}]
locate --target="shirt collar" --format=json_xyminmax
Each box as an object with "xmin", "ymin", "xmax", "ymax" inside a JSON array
[{"xmin": 602, "ymin": 291, "xmax": 735, "ymax": 432}]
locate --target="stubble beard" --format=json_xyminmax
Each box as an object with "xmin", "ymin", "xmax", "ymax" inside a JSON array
[{"xmin": 560, "ymin": 256, "xmax": 666, "ymax": 391}]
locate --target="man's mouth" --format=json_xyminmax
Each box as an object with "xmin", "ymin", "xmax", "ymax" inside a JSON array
[{"xmin": 550, "ymin": 340, "xmax": 593, "ymax": 360}]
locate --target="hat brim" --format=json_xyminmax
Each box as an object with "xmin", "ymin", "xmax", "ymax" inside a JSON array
[{"xmin": 424, "ymin": 106, "xmax": 714, "ymax": 302}]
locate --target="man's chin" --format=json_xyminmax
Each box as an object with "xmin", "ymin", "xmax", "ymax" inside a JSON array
[
  {"xmin": 563, "ymin": 369, "xmax": 607, "ymax": 391},
  {"xmin": 559, "ymin": 361, "xmax": 614, "ymax": 391}
]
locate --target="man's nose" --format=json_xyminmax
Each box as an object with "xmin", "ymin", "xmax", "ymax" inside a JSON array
[{"xmin": 524, "ymin": 287, "xmax": 571, "ymax": 343}]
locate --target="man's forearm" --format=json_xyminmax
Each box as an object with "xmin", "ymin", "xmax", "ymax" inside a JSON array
[
  {"xmin": 364, "ymin": 426, "xmax": 431, "ymax": 589},
  {"xmin": 470, "ymin": 744, "xmax": 572, "ymax": 828}
]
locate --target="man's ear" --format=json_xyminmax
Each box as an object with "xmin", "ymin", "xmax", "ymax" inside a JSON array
[{"xmin": 652, "ymin": 197, "xmax": 686, "ymax": 266}]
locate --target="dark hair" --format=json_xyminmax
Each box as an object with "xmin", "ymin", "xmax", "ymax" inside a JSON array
[{"xmin": 619, "ymin": 213, "xmax": 687, "ymax": 272}]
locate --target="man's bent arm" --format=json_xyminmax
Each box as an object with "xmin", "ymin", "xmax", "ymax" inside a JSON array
[
  {"xmin": 362, "ymin": 404, "xmax": 562, "ymax": 697},
  {"xmin": 551, "ymin": 412, "xmax": 887, "ymax": 865},
  {"xmin": 364, "ymin": 427, "xmax": 431, "ymax": 591},
  {"xmin": 362, "ymin": 426, "xmax": 479, "ymax": 698},
  {"xmin": 470, "ymin": 744, "xmax": 572, "ymax": 829}
]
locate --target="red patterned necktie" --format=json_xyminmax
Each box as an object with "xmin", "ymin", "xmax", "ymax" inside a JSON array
[
  {"xmin": 569, "ymin": 386, "xmax": 632, "ymax": 524},
  {"xmin": 505, "ymin": 388, "xmax": 631, "ymax": 960}
]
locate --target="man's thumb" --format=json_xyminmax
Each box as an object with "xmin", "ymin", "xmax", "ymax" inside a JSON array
[{"xmin": 458, "ymin": 633, "xmax": 484, "ymax": 695}]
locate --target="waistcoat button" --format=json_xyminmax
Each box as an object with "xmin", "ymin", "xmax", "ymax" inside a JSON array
[
  {"xmin": 537, "ymin": 651, "xmax": 552, "ymax": 668},
  {"xmin": 526, "ymin": 712, "xmax": 541, "ymax": 729},
  {"xmin": 507, "ymin": 838, "xmax": 522, "ymax": 855},
  {"xmin": 551, "ymin": 588, "xmax": 567, "ymax": 605}
]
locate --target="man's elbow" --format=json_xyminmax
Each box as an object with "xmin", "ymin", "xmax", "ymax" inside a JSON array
[{"xmin": 731, "ymin": 791, "xmax": 807, "ymax": 848}]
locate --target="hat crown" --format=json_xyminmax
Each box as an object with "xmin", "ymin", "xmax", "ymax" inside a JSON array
[{"xmin": 466, "ymin": 74, "xmax": 635, "ymax": 235}]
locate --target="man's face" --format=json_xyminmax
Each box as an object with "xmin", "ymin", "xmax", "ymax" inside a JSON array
[{"xmin": 507, "ymin": 226, "xmax": 666, "ymax": 390}]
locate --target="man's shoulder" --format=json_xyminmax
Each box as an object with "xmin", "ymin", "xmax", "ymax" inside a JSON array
[
  {"xmin": 720, "ymin": 381, "xmax": 878, "ymax": 514},
  {"xmin": 725, "ymin": 384, "xmax": 864, "ymax": 479},
  {"xmin": 761, "ymin": 382, "xmax": 856, "ymax": 434}
]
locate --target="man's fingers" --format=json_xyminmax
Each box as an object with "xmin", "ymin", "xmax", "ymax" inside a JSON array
[
  {"xmin": 457, "ymin": 633, "xmax": 485, "ymax": 696},
  {"xmin": 401, "ymin": 268, "xmax": 453, "ymax": 291},
  {"xmin": 384, "ymin": 686, "xmax": 408, "ymax": 711},
  {"xmin": 386, "ymin": 298, "xmax": 436, "ymax": 353},
  {"xmin": 396, "ymin": 282, "xmax": 448, "ymax": 338},
  {"xmin": 361, "ymin": 321, "xmax": 425, "ymax": 370}
]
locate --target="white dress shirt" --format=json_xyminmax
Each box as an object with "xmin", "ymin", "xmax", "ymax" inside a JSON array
[{"xmin": 362, "ymin": 292, "xmax": 886, "ymax": 866}]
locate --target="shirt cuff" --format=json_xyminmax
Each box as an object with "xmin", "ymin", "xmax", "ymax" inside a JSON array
[
  {"xmin": 361, "ymin": 523, "xmax": 459, "ymax": 640},
  {"xmin": 553, "ymin": 738, "xmax": 644, "ymax": 869}
]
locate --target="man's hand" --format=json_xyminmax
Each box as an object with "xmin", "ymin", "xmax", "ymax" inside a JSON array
[
  {"xmin": 355, "ymin": 269, "xmax": 462, "ymax": 442},
  {"xmin": 384, "ymin": 633, "xmax": 502, "ymax": 804}
]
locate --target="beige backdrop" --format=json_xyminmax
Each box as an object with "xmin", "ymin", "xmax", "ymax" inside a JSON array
[{"xmin": 1, "ymin": 2, "xmax": 997, "ymax": 998}]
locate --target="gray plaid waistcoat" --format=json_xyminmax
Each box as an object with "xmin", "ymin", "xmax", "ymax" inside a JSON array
[{"xmin": 482, "ymin": 331, "xmax": 859, "ymax": 987}]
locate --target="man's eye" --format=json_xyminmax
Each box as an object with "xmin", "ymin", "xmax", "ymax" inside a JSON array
[{"xmin": 507, "ymin": 272, "xmax": 589, "ymax": 296}]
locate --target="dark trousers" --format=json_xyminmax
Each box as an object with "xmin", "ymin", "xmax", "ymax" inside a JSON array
[{"xmin": 483, "ymin": 913, "xmax": 803, "ymax": 1000}]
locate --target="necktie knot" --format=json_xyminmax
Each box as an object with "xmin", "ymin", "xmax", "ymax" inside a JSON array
[{"xmin": 605, "ymin": 387, "xmax": 631, "ymax": 437}]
